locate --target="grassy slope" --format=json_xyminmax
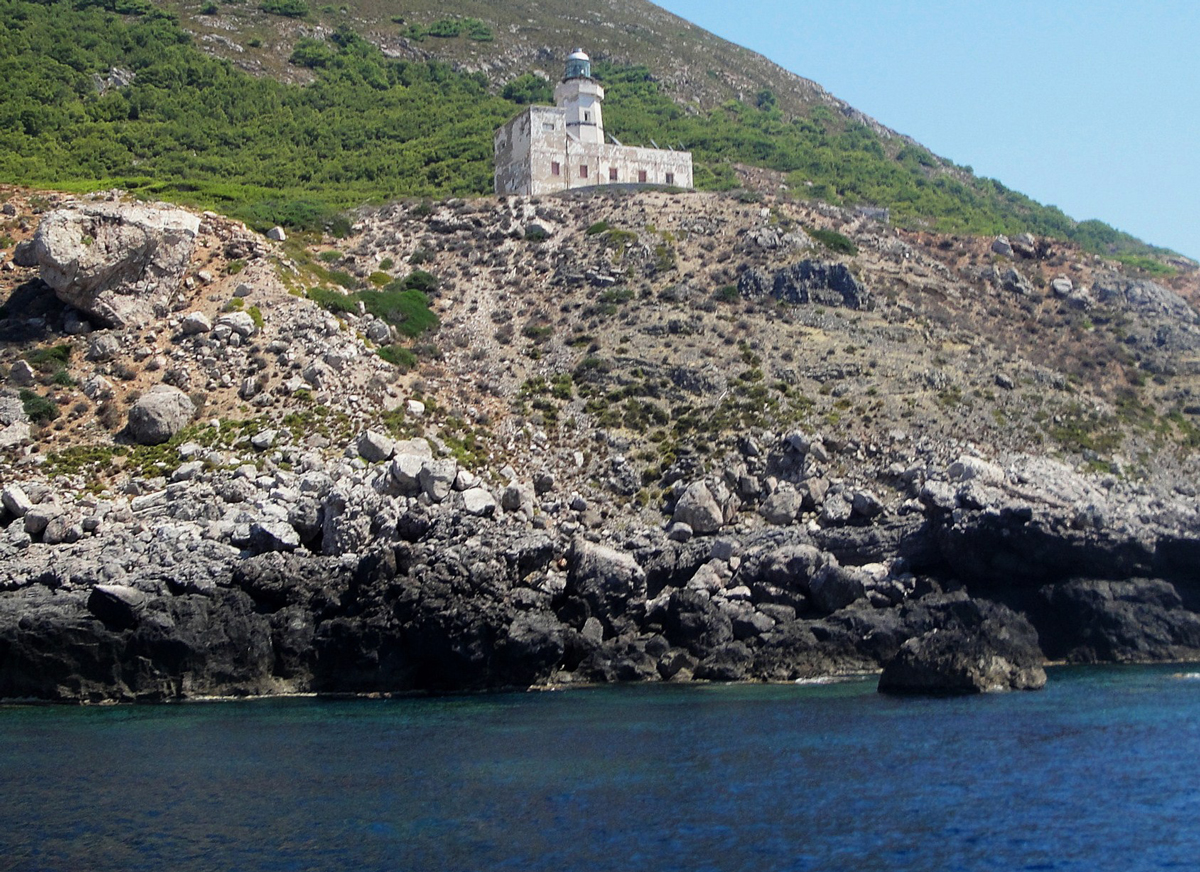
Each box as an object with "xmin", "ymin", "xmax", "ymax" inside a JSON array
[{"xmin": 0, "ymin": 0, "xmax": 1181, "ymax": 265}]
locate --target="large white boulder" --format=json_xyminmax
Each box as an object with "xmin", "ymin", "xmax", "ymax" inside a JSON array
[{"xmin": 34, "ymin": 201, "xmax": 201, "ymax": 328}]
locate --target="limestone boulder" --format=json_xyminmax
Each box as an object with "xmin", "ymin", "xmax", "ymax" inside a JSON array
[
  {"xmin": 181, "ymin": 312, "xmax": 212, "ymax": 334},
  {"xmin": 673, "ymin": 481, "xmax": 724, "ymax": 534},
  {"xmin": 87, "ymin": 584, "xmax": 148, "ymax": 631},
  {"xmin": 34, "ymin": 202, "xmax": 201, "ymax": 327},
  {"xmin": 11, "ymin": 239, "xmax": 38, "ymax": 268},
  {"xmin": 356, "ymin": 429, "xmax": 395, "ymax": 463},
  {"xmin": 126, "ymin": 385, "xmax": 195, "ymax": 445},
  {"xmin": 462, "ymin": 487, "xmax": 497, "ymax": 517}
]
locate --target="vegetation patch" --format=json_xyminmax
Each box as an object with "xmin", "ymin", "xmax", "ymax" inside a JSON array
[
  {"xmin": 19, "ymin": 388, "xmax": 59, "ymax": 423},
  {"xmin": 406, "ymin": 17, "xmax": 493, "ymax": 42},
  {"xmin": 808, "ymin": 227, "xmax": 858, "ymax": 256},
  {"xmin": 260, "ymin": 0, "xmax": 309, "ymax": 18},
  {"xmin": 377, "ymin": 344, "xmax": 417, "ymax": 370},
  {"xmin": 27, "ymin": 344, "xmax": 72, "ymax": 373},
  {"xmin": 308, "ymin": 271, "xmax": 439, "ymax": 338}
]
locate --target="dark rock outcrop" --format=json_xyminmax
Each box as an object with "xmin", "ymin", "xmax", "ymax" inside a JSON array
[
  {"xmin": 878, "ymin": 598, "xmax": 1047, "ymax": 695},
  {"xmin": 1038, "ymin": 579, "xmax": 1200, "ymax": 663},
  {"xmin": 738, "ymin": 260, "xmax": 869, "ymax": 309}
]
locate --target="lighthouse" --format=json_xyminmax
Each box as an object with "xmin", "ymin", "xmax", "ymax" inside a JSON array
[
  {"xmin": 493, "ymin": 49, "xmax": 693, "ymax": 195},
  {"xmin": 553, "ymin": 49, "xmax": 605, "ymax": 145}
]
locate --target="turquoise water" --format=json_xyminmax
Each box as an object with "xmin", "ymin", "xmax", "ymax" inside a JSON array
[{"xmin": 2, "ymin": 666, "xmax": 1199, "ymax": 871}]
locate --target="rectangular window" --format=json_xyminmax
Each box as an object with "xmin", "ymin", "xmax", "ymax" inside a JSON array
[
  {"xmin": 580, "ymin": 165, "xmax": 588, "ymax": 179},
  {"xmin": 584, "ymin": 112, "xmax": 591, "ymax": 122},
  {"xmin": 551, "ymin": 161, "xmax": 560, "ymax": 176},
  {"xmin": 638, "ymin": 169, "xmax": 647, "ymax": 184},
  {"xmin": 542, "ymin": 122, "xmax": 555, "ymax": 131},
  {"xmin": 665, "ymin": 172, "xmax": 675, "ymax": 185},
  {"xmin": 609, "ymin": 167, "xmax": 618, "ymax": 182}
]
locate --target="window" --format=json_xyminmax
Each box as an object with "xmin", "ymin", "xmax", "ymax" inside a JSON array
[
  {"xmin": 638, "ymin": 169, "xmax": 647, "ymax": 183},
  {"xmin": 665, "ymin": 172, "xmax": 675, "ymax": 185},
  {"xmin": 584, "ymin": 111, "xmax": 590, "ymax": 122},
  {"xmin": 609, "ymin": 167, "xmax": 618, "ymax": 182},
  {"xmin": 551, "ymin": 161, "xmax": 560, "ymax": 176},
  {"xmin": 542, "ymin": 122, "xmax": 555, "ymax": 132},
  {"xmin": 579, "ymin": 165, "xmax": 588, "ymax": 179}
]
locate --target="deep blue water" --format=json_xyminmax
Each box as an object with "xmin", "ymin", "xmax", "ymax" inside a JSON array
[{"xmin": 2, "ymin": 666, "xmax": 1199, "ymax": 872}]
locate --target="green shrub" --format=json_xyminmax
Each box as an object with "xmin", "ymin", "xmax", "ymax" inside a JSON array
[
  {"xmin": 327, "ymin": 269, "xmax": 357, "ymax": 289},
  {"xmin": 403, "ymin": 269, "xmax": 438, "ymax": 294},
  {"xmin": 248, "ymin": 306, "xmax": 264, "ymax": 328},
  {"xmin": 377, "ymin": 344, "xmax": 417, "ymax": 370},
  {"xmin": 586, "ymin": 221, "xmax": 612, "ymax": 236},
  {"xmin": 503, "ymin": 74, "xmax": 553, "ymax": 106},
  {"xmin": 523, "ymin": 324, "xmax": 553, "ymax": 341},
  {"xmin": 19, "ymin": 388, "xmax": 59, "ymax": 423},
  {"xmin": 27, "ymin": 344, "xmax": 71, "ymax": 372},
  {"xmin": 369, "ymin": 271, "xmax": 391, "ymax": 286},
  {"xmin": 261, "ymin": 0, "xmax": 308, "ymax": 17},
  {"xmin": 808, "ymin": 227, "xmax": 858, "ymax": 255},
  {"xmin": 715, "ymin": 285, "xmax": 739, "ymax": 303},
  {"xmin": 362, "ymin": 287, "xmax": 438, "ymax": 337},
  {"xmin": 308, "ymin": 286, "xmax": 356, "ymax": 314},
  {"xmin": 409, "ymin": 17, "xmax": 493, "ymax": 42}
]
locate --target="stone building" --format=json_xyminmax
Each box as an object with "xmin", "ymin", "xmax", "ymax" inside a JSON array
[{"xmin": 494, "ymin": 50, "xmax": 694, "ymax": 196}]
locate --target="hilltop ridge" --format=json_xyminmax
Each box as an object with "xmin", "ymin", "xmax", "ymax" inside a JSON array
[{"xmin": 0, "ymin": 0, "xmax": 1185, "ymax": 269}]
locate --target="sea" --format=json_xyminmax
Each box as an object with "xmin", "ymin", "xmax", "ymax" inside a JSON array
[{"xmin": 1, "ymin": 665, "xmax": 1198, "ymax": 872}]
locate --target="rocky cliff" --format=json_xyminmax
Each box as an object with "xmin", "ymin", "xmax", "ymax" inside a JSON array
[{"xmin": 1, "ymin": 185, "xmax": 1199, "ymax": 700}]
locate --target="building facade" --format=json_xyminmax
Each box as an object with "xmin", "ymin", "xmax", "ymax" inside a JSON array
[{"xmin": 494, "ymin": 50, "xmax": 693, "ymax": 196}]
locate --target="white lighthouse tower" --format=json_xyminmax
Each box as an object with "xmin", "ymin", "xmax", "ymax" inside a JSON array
[{"xmin": 553, "ymin": 49, "xmax": 605, "ymax": 145}]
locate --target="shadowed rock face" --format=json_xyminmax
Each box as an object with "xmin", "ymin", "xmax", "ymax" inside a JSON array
[
  {"xmin": 878, "ymin": 598, "xmax": 1047, "ymax": 695},
  {"xmin": 738, "ymin": 261, "xmax": 870, "ymax": 309},
  {"xmin": 34, "ymin": 202, "xmax": 200, "ymax": 327}
]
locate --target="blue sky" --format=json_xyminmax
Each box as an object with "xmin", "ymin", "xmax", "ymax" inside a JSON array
[{"xmin": 653, "ymin": 1, "xmax": 1200, "ymax": 259}]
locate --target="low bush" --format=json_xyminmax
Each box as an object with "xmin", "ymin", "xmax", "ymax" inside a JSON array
[
  {"xmin": 19, "ymin": 388, "xmax": 59, "ymax": 423},
  {"xmin": 260, "ymin": 0, "xmax": 308, "ymax": 18},
  {"xmin": 808, "ymin": 227, "xmax": 858, "ymax": 256}
]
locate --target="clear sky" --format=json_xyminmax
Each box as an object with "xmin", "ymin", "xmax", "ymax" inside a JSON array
[{"xmin": 652, "ymin": 1, "xmax": 1200, "ymax": 259}]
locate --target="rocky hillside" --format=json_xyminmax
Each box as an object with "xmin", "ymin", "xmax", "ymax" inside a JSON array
[
  {"xmin": 1, "ymin": 183, "xmax": 1200, "ymax": 700},
  {"xmin": 168, "ymin": 0, "xmax": 874, "ymax": 124}
]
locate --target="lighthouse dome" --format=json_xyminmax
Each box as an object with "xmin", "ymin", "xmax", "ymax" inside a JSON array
[{"xmin": 564, "ymin": 49, "xmax": 592, "ymax": 81}]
